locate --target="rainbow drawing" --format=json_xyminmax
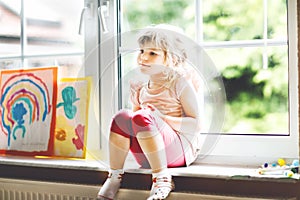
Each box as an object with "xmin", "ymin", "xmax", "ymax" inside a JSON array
[{"xmin": 0, "ymin": 67, "xmax": 57, "ymax": 153}]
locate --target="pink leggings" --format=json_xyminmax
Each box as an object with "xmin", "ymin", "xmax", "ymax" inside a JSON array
[{"xmin": 110, "ymin": 109, "xmax": 186, "ymax": 168}]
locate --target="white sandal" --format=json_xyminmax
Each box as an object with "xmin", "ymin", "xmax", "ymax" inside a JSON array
[
  {"xmin": 97, "ymin": 172, "xmax": 123, "ymax": 200},
  {"xmin": 147, "ymin": 176, "xmax": 174, "ymax": 200}
]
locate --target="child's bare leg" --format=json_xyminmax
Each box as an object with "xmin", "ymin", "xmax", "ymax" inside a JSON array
[
  {"xmin": 136, "ymin": 131, "xmax": 167, "ymax": 173},
  {"xmin": 109, "ymin": 132, "xmax": 130, "ymax": 169},
  {"xmin": 137, "ymin": 131, "xmax": 174, "ymax": 200},
  {"xmin": 97, "ymin": 132, "xmax": 130, "ymax": 200}
]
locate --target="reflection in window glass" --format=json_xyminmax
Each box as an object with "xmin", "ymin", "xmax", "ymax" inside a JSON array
[
  {"xmin": 121, "ymin": 0, "xmax": 288, "ymax": 135},
  {"xmin": 0, "ymin": 0, "xmax": 84, "ymax": 73},
  {"xmin": 0, "ymin": 60, "xmax": 22, "ymax": 69},
  {"xmin": 24, "ymin": 0, "xmax": 83, "ymax": 55},
  {"xmin": 0, "ymin": 0, "xmax": 21, "ymax": 57},
  {"xmin": 27, "ymin": 56, "xmax": 84, "ymax": 78}
]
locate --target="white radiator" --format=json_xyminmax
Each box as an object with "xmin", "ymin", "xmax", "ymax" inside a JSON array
[
  {"xmin": 0, "ymin": 178, "xmax": 99, "ymax": 200},
  {"xmin": 0, "ymin": 177, "xmax": 278, "ymax": 200}
]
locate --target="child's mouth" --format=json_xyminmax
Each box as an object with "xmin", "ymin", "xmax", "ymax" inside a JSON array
[{"xmin": 139, "ymin": 63, "xmax": 150, "ymax": 67}]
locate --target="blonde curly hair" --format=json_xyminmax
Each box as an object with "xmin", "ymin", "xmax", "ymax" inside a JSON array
[
  {"xmin": 137, "ymin": 24, "xmax": 200, "ymax": 92},
  {"xmin": 137, "ymin": 24, "xmax": 187, "ymax": 67}
]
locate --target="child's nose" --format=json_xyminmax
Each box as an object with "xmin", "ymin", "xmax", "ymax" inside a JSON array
[{"xmin": 140, "ymin": 53, "xmax": 148, "ymax": 61}]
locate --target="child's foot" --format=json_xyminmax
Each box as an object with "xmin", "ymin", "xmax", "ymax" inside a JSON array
[
  {"xmin": 147, "ymin": 175, "xmax": 174, "ymax": 200},
  {"xmin": 97, "ymin": 171, "xmax": 123, "ymax": 200}
]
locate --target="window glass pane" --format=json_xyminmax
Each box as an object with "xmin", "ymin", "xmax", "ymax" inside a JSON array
[
  {"xmin": 0, "ymin": 0, "xmax": 87, "ymax": 159},
  {"xmin": 122, "ymin": 0, "xmax": 195, "ymax": 38},
  {"xmin": 0, "ymin": 59, "xmax": 22, "ymax": 69},
  {"xmin": 27, "ymin": 55, "xmax": 84, "ymax": 78},
  {"xmin": 0, "ymin": 0, "xmax": 84, "ymax": 73},
  {"xmin": 120, "ymin": 0, "xmax": 288, "ymax": 135},
  {"xmin": 267, "ymin": 0, "xmax": 287, "ymax": 40},
  {"xmin": 120, "ymin": 0, "xmax": 196, "ymax": 111},
  {"xmin": 120, "ymin": 51, "xmax": 141, "ymax": 109},
  {"xmin": 203, "ymin": 0, "xmax": 264, "ymax": 41},
  {"xmin": 206, "ymin": 46, "xmax": 288, "ymax": 134},
  {"xmin": 24, "ymin": 0, "xmax": 84, "ymax": 55},
  {"xmin": 121, "ymin": 0, "xmax": 196, "ymax": 106},
  {"xmin": 0, "ymin": 0, "xmax": 21, "ymax": 57}
]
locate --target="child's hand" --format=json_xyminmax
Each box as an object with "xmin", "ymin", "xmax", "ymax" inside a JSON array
[{"xmin": 143, "ymin": 103, "xmax": 165, "ymax": 120}]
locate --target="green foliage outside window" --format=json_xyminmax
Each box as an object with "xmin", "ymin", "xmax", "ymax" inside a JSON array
[{"xmin": 122, "ymin": 0, "xmax": 288, "ymax": 134}]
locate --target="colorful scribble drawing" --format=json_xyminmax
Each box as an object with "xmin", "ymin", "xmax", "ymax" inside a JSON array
[
  {"xmin": 12, "ymin": 102, "xmax": 27, "ymax": 140},
  {"xmin": 56, "ymin": 86, "xmax": 80, "ymax": 120},
  {"xmin": 54, "ymin": 77, "xmax": 91, "ymax": 158},
  {"xmin": 0, "ymin": 67, "xmax": 57, "ymax": 153},
  {"xmin": 73, "ymin": 124, "xmax": 85, "ymax": 150}
]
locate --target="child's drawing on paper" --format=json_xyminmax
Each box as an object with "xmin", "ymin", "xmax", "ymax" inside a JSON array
[
  {"xmin": 56, "ymin": 86, "xmax": 80, "ymax": 120},
  {"xmin": 0, "ymin": 67, "xmax": 57, "ymax": 153},
  {"xmin": 54, "ymin": 77, "xmax": 90, "ymax": 158}
]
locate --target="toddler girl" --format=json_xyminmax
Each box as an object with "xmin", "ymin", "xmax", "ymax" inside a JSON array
[{"xmin": 97, "ymin": 24, "xmax": 201, "ymax": 200}]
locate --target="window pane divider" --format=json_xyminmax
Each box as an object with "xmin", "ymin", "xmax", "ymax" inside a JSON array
[
  {"xmin": 201, "ymin": 39, "xmax": 287, "ymax": 49},
  {"xmin": 0, "ymin": 52, "xmax": 84, "ymax": 61},
  {"xmin": 262, "ymin": 0, "xmax": 268, "ymax": 69},
  {"xmin": 119, "ymin": 38, "xmax": 287, "ymax": 54}
]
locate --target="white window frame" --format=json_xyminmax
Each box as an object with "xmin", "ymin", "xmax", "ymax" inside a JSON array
[
  {"xmin": 84, "ymin": 0, "xmax": 119, "ymax": 160},
  {"xmin": 194, "ymin": 0, "xmax": 299, "ymax": 165},
  {"xmin": 85, "ymin": 0, "xmax": 298, "ymax": 166}
]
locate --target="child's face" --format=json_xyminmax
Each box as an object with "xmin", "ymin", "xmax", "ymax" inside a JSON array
[{"xmin": 137, "ymin": 42, "xmax": 167, "ymax": 75}]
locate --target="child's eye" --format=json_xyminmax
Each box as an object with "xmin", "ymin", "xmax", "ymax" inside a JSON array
[
  {"xmin": 149, "ymin": 51, "xmax": 157, "ymax": 56},
  {"xmin": 139, "ymin": 49, "xmax": 144, "ymax": 54}
]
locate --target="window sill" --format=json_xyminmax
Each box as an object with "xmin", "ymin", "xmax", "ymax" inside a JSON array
[
  {"xmin": 0, "ymin": 153, "xmax": 299, "ymax": 180},
  {"xmin": 0, "ymin": 155, "xmax": 299, "ymax": 199},
  {"xmin": 0, "ymin": 154, "xmax": 298, "ymax": 179},
  {"xmin": 0, "ymin": 154, "xmax": 104, "ymax": 171}
]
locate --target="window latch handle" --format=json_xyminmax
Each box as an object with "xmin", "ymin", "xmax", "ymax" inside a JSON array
[
  {"xmin": 98, "ymin": 0, "xmax": 109, "ymax": 33},
  {"xmin": 78, "ymin": 2, "xmax": 94, "ymax": 35},
  {"xmin": 78, "ymin": 7, "xmax": 87, "ymax": 35}
]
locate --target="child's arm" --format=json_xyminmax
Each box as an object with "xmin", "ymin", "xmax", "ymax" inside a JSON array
[
  {"xmin": 165, "ymin": 84, "xmax": 200, "ymax": 133},
  {"xmin": 129, "ymin": 80, "xmax": 143, "ymax": 111}
]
